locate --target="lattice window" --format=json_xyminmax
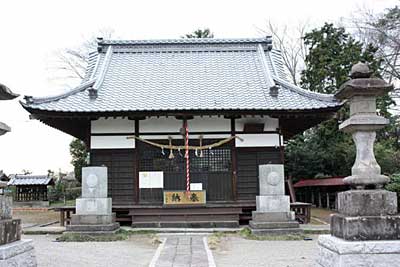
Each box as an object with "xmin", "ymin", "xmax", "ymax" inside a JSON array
[{"xmin": 139, "ymin": 139, "xmax": 231, "ymax": 173}]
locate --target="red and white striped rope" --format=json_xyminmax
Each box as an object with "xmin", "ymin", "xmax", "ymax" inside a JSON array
[{"xmin": 185, "ymin": 121, "xmax": 190, "ymax": 194}]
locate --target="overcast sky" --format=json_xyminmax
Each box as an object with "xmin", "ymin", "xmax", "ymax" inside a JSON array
[{"xmin": 0, "ymin": 0, "xmax": 397, "ymax": 175}]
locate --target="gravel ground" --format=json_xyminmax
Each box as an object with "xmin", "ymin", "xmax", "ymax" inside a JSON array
[
  {"xmin": 26, "ymin": 234, "xmax": 158, "ymax": 267},
  {"xmin": 213, "ymin": 235, "xmax": 319, "ymax": 267}
]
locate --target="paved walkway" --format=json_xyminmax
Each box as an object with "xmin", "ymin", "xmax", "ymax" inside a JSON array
[{"xmin": 151, "ymin": 235, "xmax": 213, "ymax": 267}]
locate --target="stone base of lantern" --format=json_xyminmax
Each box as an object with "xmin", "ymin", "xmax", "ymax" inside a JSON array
[
  {"xmin": 317, "ymin": 235, "xmax": 400, "ymax": 267},
  {"xmin": 0, "ymin": 240, "xmax": 37, "ymax": 267}
]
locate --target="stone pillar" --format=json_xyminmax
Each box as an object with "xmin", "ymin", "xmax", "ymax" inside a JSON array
[
  {"xmin": 0, "ymin": 195, "xmax": 36, "ymax": 266},
  {"xmin": 317, "ymin": 63, "xmax": 400, "ymax": 267},
  {"xmin": 67, "ymin": 167, "xmax": 119, "ymax": 234},
  {"xmin": 249, "ymin": 164, "xmax": 301, "ymax": 234}
]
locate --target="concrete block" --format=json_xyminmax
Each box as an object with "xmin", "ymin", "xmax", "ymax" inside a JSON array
[
  {"xmin": 337, "ymin": 190, "xmax": 397, "ymax": 216},
  {"xmin": 82, "ymin": 167, "xmax": 108, "ymax": 198},
  {"xmin": 0, "ymin": 219, "xmax": 21, "ymax": 245},
  {"xmin": 256, "ymin": 195, "xmax": 290, "ymax": 213},
  {"xmin": 249, "ymin": 220, "xmax": 299, "ymax": 229},
  {"xmin": 70, "ymin": 213, "xmax": 116, "ymax": 225},
  {"xmin": 331, "ymin": 213, "xmax": 400, "ymax": 241},
  {"xmin": 76, "ymin": 197, "xmax": 112, "ymax": 215},
  {"xmin": 317, "ymin": 234, "xmax": 400, "ymax": 267},
  {"xmin": 0, "ymin": 239, "xmax": 36, "ymax": 267},
  {"xmin": 259, "ymin": 164, "xmax": 284, "ymax": 196},
  {"xmin": 0, "ymin": 196, "xmax": 12, "ymax": 220},
  {"xmin": 252, "ymin": 211, "xmax": 295, "ymax": 222},
  {"xmin": 251, "ymin": 228, "xmax": 303, "ymax": 235},
  {"xmin": 66, "ymin": 222, "xmax": 119, "ymax": 232}
]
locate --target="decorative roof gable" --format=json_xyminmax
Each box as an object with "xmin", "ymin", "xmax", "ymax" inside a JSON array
[{"xmin": 22, "ymin": 37, "xmax": 341, "ymax": 114}]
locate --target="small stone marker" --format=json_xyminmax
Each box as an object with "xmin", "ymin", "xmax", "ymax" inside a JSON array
[
  {"xmin": 249, "ymin": 164, "xmax": 301, "ymax": 234},
  {"xmin": 0, "ymin": 195, "xmax": 37, "ymax": 266},
  {"xmin": 317, "ymin": 63, "xmax": 400, "ymax": 267},
  {"xmin": 67, "ymin": 166, "xmax": 119, "ymax": 234}
]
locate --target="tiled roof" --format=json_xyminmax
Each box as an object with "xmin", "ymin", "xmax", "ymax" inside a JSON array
[
  {"xmin": 0, "ymin": 83, "xmax": 19, "ymax": 100},
  {"xmin": 294, "ymin": 177, "xmax": 346, "ymax": 187},
  {"xmin": 22, "ymin": 37, "xmax": 341, "ymax": 113},
  {"xmin": 0, "ymin": 122, "xmax": 11, "ymax": 135},
  {"xmin": 8, "ymin": 175, "xmax": 54, "ymax": 186}
]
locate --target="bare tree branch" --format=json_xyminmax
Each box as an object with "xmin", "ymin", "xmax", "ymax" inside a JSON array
[
  {"xmin": 257, "ymin": 20, "xmax": 309, "ymax": 85},
  {"xmin": 47, "ymin": 28, "xmax": 115, "ymax": 86},
  {"xmin": 344, "ymin": 6, "xmax": 400, "ymax": 97}
]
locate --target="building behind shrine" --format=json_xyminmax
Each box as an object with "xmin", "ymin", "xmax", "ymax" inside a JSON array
[{"xmin": 21, "ymin": 37, "xmax": 341, "ymax": 226}]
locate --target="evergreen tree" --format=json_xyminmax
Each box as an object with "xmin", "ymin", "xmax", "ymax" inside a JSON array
[
  {"xmin": 184, "ymin": 28, "xmax": 214, "ymax": 38},
  {"xmin": 69, "ymin": 138, "xmax": 88, "ymax": 184},
  {"xmin": 286, "ymin": 23, "xmax": 398, "ymax": 180}
]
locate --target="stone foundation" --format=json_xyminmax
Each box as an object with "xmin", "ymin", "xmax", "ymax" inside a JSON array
[
  {"xmin": 0, "ymin": 219, "xmax": 21, "ymax": 245},
  {"xmin": 71, "ymin": 213, "xmax": 116, "ymax": 225},
  {"xmin": 250, "ymin": 165, "xmax": 301, "ymax": 235},
  {"xmin": 331, "ymin": 213, "xmax": 400, "ymax": 241},
  {"xmin": 256, "ymin": 195, "xmax": 291, "ymax": 212},
  {"xmin": 337, "ymin": 190, "xmax": 397, "ymax": 216},
  {"xmin": 317, "ymin": 235, "xmax": 400, "ymax": 267},
  {"xmin": 252, "ymin": 211, "xmax": 295, "ymax": 222},
  {"xmin": 0, "ymin": 196, "xmax": 12, "ymax": 220},
  {"xmin": 76, "ymin": 198, "xmax": 112, "ymax": 215},
  {"xmin": 0, "ymin": 240, "xmax": 36, "ymax": 267},
  {"xmin": 67, "ymin": 166, "xmax": 120, "ymax": 234},
  {"xmin": 66, "ymin": 222, "xmax": 120, "ymax": 233}
]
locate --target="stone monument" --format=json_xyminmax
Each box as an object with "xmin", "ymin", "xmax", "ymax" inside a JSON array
[
  {"xmin": 67, "ymin": 166, "xmax": 119, "ymax": 234},
  {"xmin": 249, "ymin": 164, "xmax": 301, "ymax": 234},
  {"xmin": 0, "ymin": 195, "xmax": 37, "ymax": 266},
  {"xmin": 317, "ymin": 62, "xmax": 400, "ymax": 267},
  {"xmin": 0, "ymin": 83, "xmax": 36, "ymax": 266}
]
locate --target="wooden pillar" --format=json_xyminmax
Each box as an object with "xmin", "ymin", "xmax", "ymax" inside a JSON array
[
  {"xmin": 326, "ymin": 192, "xmax": 330, "ymax": 209},
  {"xmin": 278, "ymin": 129, "xmax": 285, "ymax": 164},
  {"xmin": 318, "ymin": 190, "xmax": 322, "ymax": 208},
  {"xmin": 134, "ymin": 119, "xmax": 140, "ymax": 204},
  {"xmin": 230, "ymin": 118, "xmax": 238, "ymax": 201},
  {"xmin": 311, "ymin": 190, "xmax": 315, "ymax": 206}
]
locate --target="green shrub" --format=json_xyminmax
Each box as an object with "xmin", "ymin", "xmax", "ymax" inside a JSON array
[
  {"xmin": 65, "ymin": 187, "xmax": 81, "ymax": 200},
  {"xmin": 386, "ymin": 173, "xmax": 400, "ymax": 211}
]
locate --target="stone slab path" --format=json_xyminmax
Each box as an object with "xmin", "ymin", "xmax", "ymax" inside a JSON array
[{"xmin": 151, "ymin": 235, "xmax": 214, "ymax": 267}]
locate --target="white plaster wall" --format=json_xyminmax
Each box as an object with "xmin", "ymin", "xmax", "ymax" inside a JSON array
[
  {"xmin": 140, "ymin": 134, "xmax": 231, "ymax": 140},
  {"xmin": 235, "ymin": 116, "xmax": 279, "ymax": 132},
  {"xmin": 91, "ymin": 136, "xmax": 135, "ymax": 149},
  {"xmin": 236, "ymin": 134, "xmax": 280, "ymax": 147},
  {"xmin": 190, "ymin": 117, "xmax": 230, "ymax": 132},
  {"xmin": 90, "ymin": 116, "xmax": 280, "ymax": 149},
  {"xmin": 139, "ymin": 117, "xmax": 182, "ymax": 133},
  {"xmin": 139, "ymin": 117, "xmax": 230, "ymax": 133},
  {"xmin": 91, "ymin": 118, "xmax": 134, "ymax": 134}
]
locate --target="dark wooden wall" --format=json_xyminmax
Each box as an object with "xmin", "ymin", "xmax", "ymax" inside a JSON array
[
  {"xmin": 90, "ymin": 146, "xmax": 282, "ymax": 205},
  {"xmin": 90, "ymin": 149, "xmax": 136, "ymax": 205},
  {"xmin": 236, "ymin": 147, "xmax": 282, "ymax": 200},
  {"xmin": 138, "ymin": 140, "xmax": 232, "ymax": 203}
]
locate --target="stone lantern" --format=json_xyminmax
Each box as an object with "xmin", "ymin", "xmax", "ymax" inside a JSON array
[
  {"xmin": 0, "ymin": 83, "xmax": 19, "ymax": 136},
  {"xmin": 0, "ymin": 83, "xmax": 37, "ymax": 266},
  {"xmin": 317, "ymin": 63, "xmax": 400, "ymax": 267}
]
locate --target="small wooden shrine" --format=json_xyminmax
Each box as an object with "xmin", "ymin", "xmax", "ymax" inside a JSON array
[{"xmin": 8, "ymin": 175, "xmax": 54, "ymax": 203}]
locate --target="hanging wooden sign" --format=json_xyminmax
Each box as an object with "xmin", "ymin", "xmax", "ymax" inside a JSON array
[{"xmin": 163, "ymin": 190, "xmax": 206, "ymax": 205}]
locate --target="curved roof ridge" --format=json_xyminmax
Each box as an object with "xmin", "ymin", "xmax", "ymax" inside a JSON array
[
  {"xmin": 0, "ymin": 83, "xmax": 19, "ymax": 100},
  {"xmin": 25, "ymin": 79, "xmax": 95, "ymax": 105},
  {"xmin": 273, "ymin": 76, "xmax": 338, "ymax": 102},
  {"xmin": 99, "ymin": 37, "xmax": 272, "ymax": 46},
  {"xmin": 93, "ymin": 46, "xmax": 113, "ymax": 90}
]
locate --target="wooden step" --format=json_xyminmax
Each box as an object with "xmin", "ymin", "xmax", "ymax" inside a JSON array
[
  {"xmin": 131, "ymin": 221, "xmax": 239, "ymax": 228},
  {"xmin": 128, "ymin": 207, "xmax": 242, "ymax": 216}
]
